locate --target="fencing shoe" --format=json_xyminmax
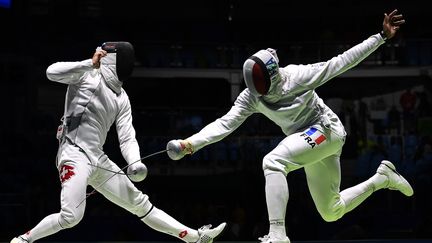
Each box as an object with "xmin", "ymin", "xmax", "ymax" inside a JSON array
[
  {"xmin": 11, "ymin": 236, "xmax": 29, "ymax": 243},
  {"xmin": 377, "ymin": 160, "xmax": 414, "ymax": 196},
  {"xmin": 258, "ymin": 234, "xmax": 290, "ymax": 243},
  {"xmin": 196, "ymin": 222, "xmax": 226, "ymax": 243}
]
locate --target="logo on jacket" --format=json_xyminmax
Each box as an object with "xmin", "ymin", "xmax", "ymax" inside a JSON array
[
  {"xmin": 300, "ymin": 127, "xmax": 326, "ymax": 148},
  {"xmin": 265, "ymin": 58, "xmax": 278, "ymax": 77},
  {"xmin": 60, "ymin": 164, "xmax": 75, "ymax": 183}
]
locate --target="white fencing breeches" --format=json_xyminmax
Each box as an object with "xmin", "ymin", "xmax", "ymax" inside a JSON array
[
  {"xmin": 25, "ymin": 142, "xmax": 152, "ymax": 242},
  {"xmin": 263, "ymin": 122, "xmax": 383, "ymax": 224}
]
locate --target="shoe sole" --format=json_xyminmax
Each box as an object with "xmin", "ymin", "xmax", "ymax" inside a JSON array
[
  {"xmin": 259, "ymin": 239, "xmax": 291, "ymax": 243},
  {"xmin": 11, "ymin": 237, "xmax": 28, "ymax": 243},
  {"xmin": 381, "ymin": 160, "xmax": 414, "ymax": 196}
]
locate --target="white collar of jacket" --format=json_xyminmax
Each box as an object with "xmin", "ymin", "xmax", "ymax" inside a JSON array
[{"xmin": 100, "ymin": 53, "xmax": 123, "ymax": 95}]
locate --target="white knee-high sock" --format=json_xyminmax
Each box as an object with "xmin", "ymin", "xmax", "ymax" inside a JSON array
[
  {"xmin": 265, "ymin": 172, "xmax": 288, "ymax": 238},
  {"xmin": 340, "ymin": 173, "xmax": 387, "ymax": 213},
  {"xmin": 21, "ymin": 213, "xmax": 64, "ymax": 243},
  {"xmin": 141, "ymin": 207, "xmax": 199, "ymax": 242}
]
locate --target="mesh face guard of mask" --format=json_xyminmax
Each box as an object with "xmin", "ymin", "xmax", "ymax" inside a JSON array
[
  {"xmin": 101, "ymin": 41, "xmax": 135, "ymax": 82},
  {"xmin": 242, "ymin": 48, "xmax": 280, "ymax": 96}
]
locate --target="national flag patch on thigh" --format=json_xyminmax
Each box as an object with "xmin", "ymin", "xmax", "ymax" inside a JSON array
[
  {"xmin": 300, "ymin": 127, "xmax": 327, "ymax": 148},
  {"xmin": 59, "ymin": 164, "xmax": 76, "ymax": 183}
]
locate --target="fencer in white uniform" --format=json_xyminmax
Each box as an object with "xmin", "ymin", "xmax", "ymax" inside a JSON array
[
  {"xmin": 167, "ymin": 10, "xmax": 412, "ymax": 243},
  {"xmin": 11, "ymin": 42, "xmax": 226, "ymax": 243}
]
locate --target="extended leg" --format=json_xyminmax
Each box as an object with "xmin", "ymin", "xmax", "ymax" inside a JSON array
[
  {"xmin": 305, "ymin": 156, "xmax": 413, "ymax": 222},
  {"xmin": 260, "ymin": 126, "xmax": 345, "ymax": 242},
  {"xmin": 12, "ymin": 158, "xmax": 91, "ymax": 243},
  {"xmin": 91, "ymin": 159, "xmax": 226, "ymax": 243}
]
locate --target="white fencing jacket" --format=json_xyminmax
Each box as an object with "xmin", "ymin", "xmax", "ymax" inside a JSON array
[
  {"xmin": 188, "ymin": 33, "xmax": 386, "ymax": 151},
  {"xmin": 46, "ymin": 54, "xmax": 140, "ymax": 165}
]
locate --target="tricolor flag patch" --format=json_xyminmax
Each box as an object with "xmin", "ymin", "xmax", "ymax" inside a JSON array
[{"xmin": 300, "ymin": 127, "xmax": 327, "ymax": 148}]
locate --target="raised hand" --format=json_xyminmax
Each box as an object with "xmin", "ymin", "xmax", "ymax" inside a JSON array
[
  {"xmin": 382, "ymin": 9, "xmax": 405, "ymax": 40},
  {"xmin": 92, "ymin": 49, "xmax": 107, "ymax": 68}
]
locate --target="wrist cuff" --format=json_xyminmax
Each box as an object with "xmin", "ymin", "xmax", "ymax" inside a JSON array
[
  {"xmin": 380, "ymin": 31, "xmax": 388, "ymax": 41},
  {"xmin": 183, "ymin": 140, "xmax": 194, "ymax": 154}
]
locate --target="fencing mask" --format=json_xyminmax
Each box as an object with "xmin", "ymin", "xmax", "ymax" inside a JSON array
[
  {"xmin": 101, "ymin": 41, "xmax": 135, "ymax": 82},
  {"xmin": 242, "ymin": 48, "xmax": 280, "ymax": 97}
]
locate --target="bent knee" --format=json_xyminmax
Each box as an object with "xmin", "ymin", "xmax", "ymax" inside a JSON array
[
  {"xmin": 262, "ymin": 154, "xmax": 288, "ymax": 176},
  {"xmin": 132, "ymin": 196, "xmax": 153, "ymax": 217},
  {"xmin": 317, "ymin": 201, "xmax": 345, "ymax": 222},
  {"xmin": 59, "ymin": 208, "xmax": 84, "ymax": 228},
  {"xmin": 320, "ymin": 212, "xmax": 341, "ymax": 222}
]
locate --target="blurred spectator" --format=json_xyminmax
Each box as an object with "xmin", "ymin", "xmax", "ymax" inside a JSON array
[
  {"xmin": 338, "ymin": 99, "xmax": 359, "ymax": 158},
  {"xmin": 414, "ymin": 140, "xmax": 432, "ymax": 181},
  {"xmin": 416, "ymin": 87, "xmax": 432, "ymax": 118},
  {"xmin": 400, "ymin": 88, "xmax": 418, "ymax": 132},
  {"xmin": 339, "ymin": 99, "xmax": 355, "ymax": 135},
  {"xmin": 354, "ymin": 100, "xmax": 370, "ymax": 142},
  {"xmin": 386, "ymin": 105, "xmax": 401, "ymax": 135},
  {"xmin": 403, "ymin": 130, "xmax": 419, "ymax": 175},
  {"xmin": 368, "ymin": 96, "xmax": 388, "ymax": 135},
  {"xmin": 387, "ymin": 136, "xmax": 403, "ymax": 167},
  {"xmin": 355, "ymin": 138, "xmax": 387, "ymax": 179}
]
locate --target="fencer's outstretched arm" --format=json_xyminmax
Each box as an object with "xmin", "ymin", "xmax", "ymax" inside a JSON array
[
  {"xmin": 115, "ymin": 94, "xmax": 141, "ymax": 165},
  {"xmin": 46, "ymin": 49, "xmax": 107, "ymax": 84},
  {"xmin": 187, "ymin": 95, "xmax": 254, "ymax": 150},
  {"xmin": 167, "ymin": 89, "xmax": 256, "ymax": 160},
  {"xmin": 287, "ymin": 9, "xmax": 405, "ymax": 90},
  {"xmin": 115, "ymin": 95, "xmax": 148, "ymax": 182}
]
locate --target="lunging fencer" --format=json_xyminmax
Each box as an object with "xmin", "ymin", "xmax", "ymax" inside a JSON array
[
  {"xmin": 167, "ymin": 10, "xmax": 412, "ymax": 243},
  {"xmin": 11, "ymin": 42, "xmax": 226, "ymax": 243}
]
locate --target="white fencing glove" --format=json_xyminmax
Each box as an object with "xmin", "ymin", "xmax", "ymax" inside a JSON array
[
  {"xmin": 127, "ymin": 162, "xmax": 148, "ymax": 182},
  {"xmin": 166, "ymin": 139, "xmax": 194, "ymax": 160}
]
